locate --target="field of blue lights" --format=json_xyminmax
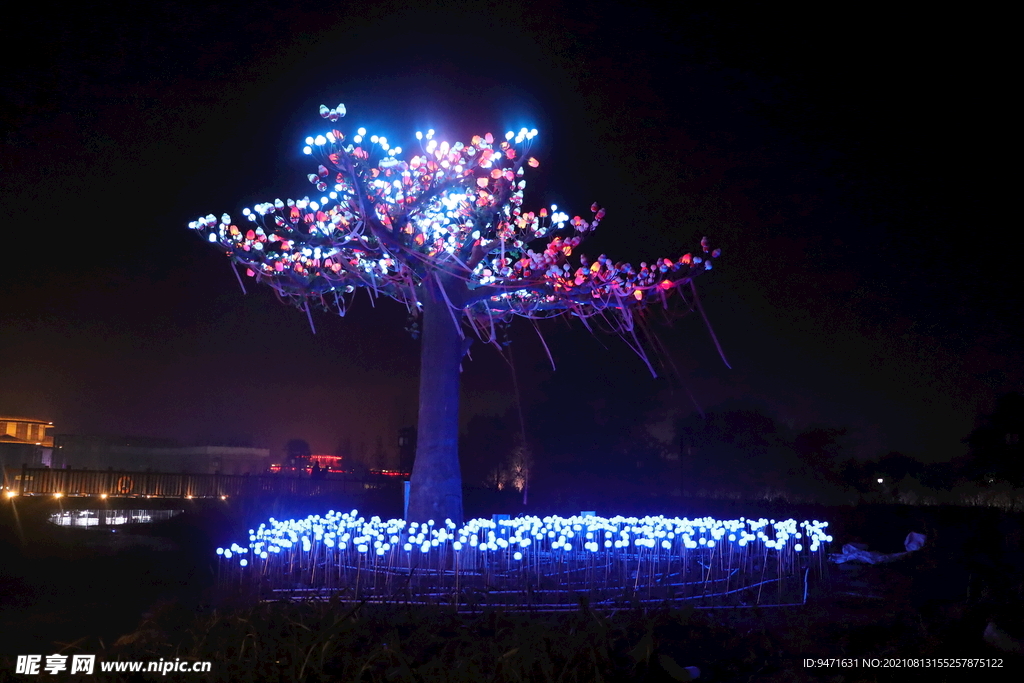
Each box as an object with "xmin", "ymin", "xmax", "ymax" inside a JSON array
[{"xmin": 218, "ymin": 511, "xmax": 832, "ymax": 609}]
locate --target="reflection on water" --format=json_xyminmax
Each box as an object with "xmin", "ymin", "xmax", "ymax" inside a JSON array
[{"xmin": 49, "ymin": 509, "xmax": 183, "ymax": 527}]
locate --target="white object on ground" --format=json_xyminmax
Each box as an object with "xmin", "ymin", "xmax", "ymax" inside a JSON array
[
  {"xmin": 829, "ymin": 532, "xmax": 926, "ymax": 564},
  {"xmin": 984, "ymin": 621, "xmax": 1024, "ymax": 654}
]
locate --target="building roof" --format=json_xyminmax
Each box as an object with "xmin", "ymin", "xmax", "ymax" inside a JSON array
[{"xmin": 0, "ymin": 416, "xmax": 53, "ymax": 425}]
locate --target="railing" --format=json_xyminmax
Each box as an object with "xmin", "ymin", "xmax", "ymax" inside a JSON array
[{"xmin": 3, "ymin": 466, "xmax": 400, "ymax": 499}]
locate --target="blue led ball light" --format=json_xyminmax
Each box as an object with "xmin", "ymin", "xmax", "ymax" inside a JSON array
[{"xmin": 216, "ymin": 511, "xmax": 831, "ymax": 608}]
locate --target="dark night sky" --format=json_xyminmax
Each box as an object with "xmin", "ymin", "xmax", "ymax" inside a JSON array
[{"xmin": 1, "ymin": 1, "xmax": 1017, "ymax": 467}]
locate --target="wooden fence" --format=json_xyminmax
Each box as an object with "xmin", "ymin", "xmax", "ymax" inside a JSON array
[{"xmin": 3, "ymin": 466, "xmax": 402, "ymax": 499}]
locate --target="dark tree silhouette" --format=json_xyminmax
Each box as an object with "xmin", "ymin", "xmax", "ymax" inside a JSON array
[
  {"xmin": 333, "ymin": 437, "xmax": 353, "ymax": 463},
  {"xmin": 677, "ymin": 407, "xmax": 796, "ymax": 497},
  {"xmin": 874, "ymin": 451, "xmax": 923, "ymax": 482},
  {"xmin": 191, "ymin": 103, "xmax": 721, "ymax": 523},
  {"xmin": 371, "ymin": 435, "xmax": 390, "ymax": 471},
  {"xmin": 837, "ymin": 457, "xmax": 873, "ymax": 494},
  {"xmin": 285, "ymin": 438, "xmax": 312, "ymax": 464},
  {"xmin": 964, "ymin": 392, "xmax": 1024, "ymax": 485},
  {"xmin": 793, "ymin": 427, "xmax": 847, "ymax": 481},
  {"xmin": 461, "ymin": 414, "xmax": 514, "ymax": 488}
]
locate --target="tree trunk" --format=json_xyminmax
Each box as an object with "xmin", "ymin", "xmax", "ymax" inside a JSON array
[{"xmin": 407, "ymin": 278, "xmax": 464, "ymax": 524}]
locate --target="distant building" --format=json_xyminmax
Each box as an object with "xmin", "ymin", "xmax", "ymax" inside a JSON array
[
  {"xmin": 51, "ymin": 434, "xmax": 270, "ymax": 474},
  {"xmin": 0, "ymin": 416, "xmax": 54, "ymax": 466},
  {"xmin": 269, "ymin": 453, "xmax": 346, "ymax": 475}
]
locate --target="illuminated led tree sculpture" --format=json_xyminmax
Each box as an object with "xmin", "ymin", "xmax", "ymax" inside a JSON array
[{"xmin": 190, "ymin": 103, "xmax": 721, "ymax": 524}]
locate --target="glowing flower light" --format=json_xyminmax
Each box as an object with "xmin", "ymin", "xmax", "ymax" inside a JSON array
[{"xmin": 216, "ymin": 510, "xmax": 829, "ymax": 608}]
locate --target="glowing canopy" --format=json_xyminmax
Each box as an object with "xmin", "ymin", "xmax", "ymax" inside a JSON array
[{"xmin": 190, "ymin": 103, "xmax": 721, "ymax": 360}]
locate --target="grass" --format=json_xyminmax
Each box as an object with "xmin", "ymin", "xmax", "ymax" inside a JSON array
[
  {"xmin": 98, "ymin": 599, "xmax": 712, "ymax": 682},
  {"xmin": 5, "ymin": 586, "xmax": 1020, "ymax": 682},
  {"xmin": 5, "ymin": 597, "xmax": 788, "ymax": 682}
]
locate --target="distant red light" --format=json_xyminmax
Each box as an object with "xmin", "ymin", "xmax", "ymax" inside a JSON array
[
  {"xmin": 310, "ymin": 454, "xmax": 343, "ymax": 464},
  {"xmin": 370, "ymin": 469, "xmax": 411, "ymax": 477}
]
